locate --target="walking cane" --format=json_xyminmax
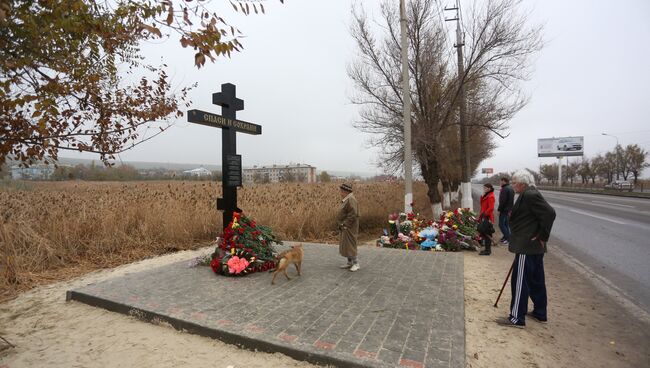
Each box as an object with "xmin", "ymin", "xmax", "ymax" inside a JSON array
[{"xmin": 494, "ymin": 261, "xmax": 514, "ymax": 308}]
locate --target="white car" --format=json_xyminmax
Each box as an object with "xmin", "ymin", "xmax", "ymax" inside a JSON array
[
  {"xmin": 556, "ymin": 139, "xmax": 582, "ymax": 151},
  {"xmin": 606, "ymin": 180, "xmax": 632, "ymax": 190}
]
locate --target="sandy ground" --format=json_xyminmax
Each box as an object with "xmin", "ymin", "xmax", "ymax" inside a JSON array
[
  {"xmin": 1, "ymin": 243, "xmax": 649, "ymax": 368},
  {"xmin": 0, "ymin": 248, "xmax": 315, "ymax": 368},
  {"xmin": 464, "ymin": 243, "xmax": 650, "ymax": 368}
]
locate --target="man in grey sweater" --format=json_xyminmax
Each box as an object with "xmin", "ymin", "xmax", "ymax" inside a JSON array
[{"xmin": 497, "ymin": 170, "xmax": 556, "ymax": 328}]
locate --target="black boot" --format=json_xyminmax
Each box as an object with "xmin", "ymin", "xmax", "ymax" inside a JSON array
[{"xmin": 479, "ymin": 238, "xmax": 491, "ymax": 255}]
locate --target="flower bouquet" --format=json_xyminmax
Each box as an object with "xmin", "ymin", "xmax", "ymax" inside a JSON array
[
  {"xmin": 437, "ymin": 225, "xmax": 461, "ymax": 251},
  {"xmin": 379, "ymin": 209, "xmax": 479, "ymax": 252},
  {"xmin": 210, "ymin": 246, "xmax": 278, "ymax": 276},
  {"xmin": 454, "ymin": 208, "xmax": 480, "ymax": 240},
  {"xmin": 437, "ymin": 209, "xmax": 480, "ymax": 251},
  {"xmin": 187, "ymin": 212, "xmax": 282, "ymax": 277},
  {"xmin": 381, "ymin": 212, "xmax": 435, "ymax": 250},
  {"xmin": 377, "ymin": 233, "xmax": 419, "ymax": 249}
]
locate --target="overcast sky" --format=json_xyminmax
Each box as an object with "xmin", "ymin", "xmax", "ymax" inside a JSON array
[{"xmin": 62, "ymin": 0, "xmax": 650, "ymax": 177}]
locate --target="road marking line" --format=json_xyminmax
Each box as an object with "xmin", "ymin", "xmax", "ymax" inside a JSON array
[
  {"xmin": 539, "ymin": 190, "xmax": 645, "ymax": 203},
  {"xmin": 546, "ymin": 196, "xmax": 650, "ymax": 216},
  {"xmin": 591, "ymin": 200, "xmax": 634, "ymax": 208},
  {"xmin": 569, "ymin": 209, "xmax": 626, "ymax": 224}
]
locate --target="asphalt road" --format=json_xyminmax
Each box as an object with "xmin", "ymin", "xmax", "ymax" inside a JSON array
[{"xmin": 474, "ymin": 185, "xmax": 650, "ymax": 314}]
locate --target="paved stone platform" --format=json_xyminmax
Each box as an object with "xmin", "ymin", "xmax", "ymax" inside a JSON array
[{"xmin": 67, "ymin": 243, "xmax": 464, "ymax": 368}]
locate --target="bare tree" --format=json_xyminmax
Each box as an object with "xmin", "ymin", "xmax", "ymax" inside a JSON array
[
  {"xmin": 295, "ymin": 171, "xmax": 307, "ymax": 183},
  {"xmin": 565, "ymin": 160, "xmax": 580, "ymax": 184},
  {"xmin": 591, "ymin": 153, "xmax": 616, "ymax": 184},
  {"xmin": 604, "ymin": 152, "xmax": 617, "ymax": 183},
  {"xmin": 577, "ymin": 159, "xmax": 593, "ymax": 184},
  {"xmin": 613, "ymin": 144, "xmax": 628, "ymax": 180},
  {"xmin": 318, "ymin": 171, "xmax": 332, "ymax": 182},
  {"xmin": 624, "ymin": 144, "xmax": 648, "ymax": 184},
  {"xmin": 252, "ymin": 171, "xmax": 264, "ymax": 184},
  {"xmin": 539, "ymin": 163, "xmax": 557, "ymax": 184},
  {"xmin": 591, "ymin": 154, "xmax": 605, "ymax": 183},
  {"xmin": 279, "ymin": 169, "xmax": 296, "ymax": 183},
  {"xmin": 348, "ymin": 0, "xmax": 542, "ymax": 216}
]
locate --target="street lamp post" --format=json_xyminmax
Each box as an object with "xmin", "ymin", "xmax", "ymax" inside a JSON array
[{"xmin": 602, "ymin": 132, "xmax": 620, "ymax": 181}]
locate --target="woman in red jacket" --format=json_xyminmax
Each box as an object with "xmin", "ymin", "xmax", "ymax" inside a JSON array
[{"xmin": 479, "ymin": 183, "xmax": 495, "ymax": 255}]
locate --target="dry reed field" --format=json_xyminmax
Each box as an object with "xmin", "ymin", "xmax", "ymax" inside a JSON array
[{"xmin": 0, "ymin": 180, "xmax": 432, "ymax": 301}]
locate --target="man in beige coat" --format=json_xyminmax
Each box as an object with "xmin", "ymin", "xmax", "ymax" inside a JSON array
[{"xmin": 338, "ymin": 183, "xmax": 360, "ymax": 271}]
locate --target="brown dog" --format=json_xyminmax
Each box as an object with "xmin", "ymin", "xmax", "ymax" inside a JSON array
[{"xmin": 271, "ymin": 244, "xmax": 303, "ymax": 285}]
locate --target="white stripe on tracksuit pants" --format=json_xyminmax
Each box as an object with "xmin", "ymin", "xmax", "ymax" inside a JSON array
[{"xmin": 509, "ymin": 253, "xmax": 547, "ymax": 325}]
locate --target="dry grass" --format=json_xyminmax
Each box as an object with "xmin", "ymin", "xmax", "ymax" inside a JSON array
[{"xmin": 0, "ymin": 180, "xmax": 431, "ymax": 301}]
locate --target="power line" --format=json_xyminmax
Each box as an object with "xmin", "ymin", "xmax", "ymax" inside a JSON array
[{"xmin": 434, "ymin": 0, "xmax": 456, "ymax": 63}]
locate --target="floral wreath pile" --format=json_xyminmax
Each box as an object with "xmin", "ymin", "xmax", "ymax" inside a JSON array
[
  {"xmin": 189, "ymin": 212, "xmax": 282, "ymax": 276},
  {"xmin": 377, "ymin": 208, "xmax": 481, "ymax": 252}
]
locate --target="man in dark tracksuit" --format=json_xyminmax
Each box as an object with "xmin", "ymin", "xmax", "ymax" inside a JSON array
[
  {"xmin": 497, "ymin": 170, "xmax": 556, "ymax": 328},
  {"xmin": 498, "ymin": 177, "xmax": 515, "ymax": 244}
]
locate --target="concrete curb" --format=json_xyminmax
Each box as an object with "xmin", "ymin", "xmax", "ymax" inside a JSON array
[{"xmin": 66, "ymin": 290, "xmax": 388, "ymax": 368}]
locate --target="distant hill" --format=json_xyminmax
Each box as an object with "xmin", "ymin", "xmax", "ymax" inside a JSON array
[
  {"xmin": 9, "ymin": 157, "xmax": 379, "ymax": 178},
  {"xmin": 55, "ymin": 157, "xmax": 222, "ymax": 171},
  {"xmin": 56, "ymin": 158, "xmax": 379, "ymax": 178},
  {"xmin": 319, "ymin": 170, "xmax": 378, "ymax": 179}
]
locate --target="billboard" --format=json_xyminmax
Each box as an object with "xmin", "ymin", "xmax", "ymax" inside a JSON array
[
  {"xmin": 537, "ymin": 136, "xmax": 584, "ymax": 157},
  {"xmin": 481, "ymin": 168, "xmax": 494, "ymax": 174}
]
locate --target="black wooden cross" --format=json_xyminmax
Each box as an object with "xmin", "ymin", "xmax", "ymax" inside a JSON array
[{"xmin": 187, "ymin": 83, "xmax": 261, "ymax": 229}]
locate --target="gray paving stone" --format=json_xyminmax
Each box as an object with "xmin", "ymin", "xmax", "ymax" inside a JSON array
[
  {"xmin": 402, "ymin": 347, "xmax": 426, "ymax": 363},
  {"xmin": 67, "ymin": 242, "xmax": 464, "ymax": 368},
  {"xmin": 377, "ymin": 348, "xmax": 402, "ymax": 365},
  {"xmin": 335, "ymin": 339, "xmax": 358, "ymax": 355}
]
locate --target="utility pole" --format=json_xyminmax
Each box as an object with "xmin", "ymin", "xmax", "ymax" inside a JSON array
[
  {"xmin": 557, "ymin": 156, "xmax": 562, "ymax": 188},
  {"xmin": 400, "ymin": 0, "xmax": 413, "ymax": 214},
  {"xmin": 445, "ymin": 0, "xmax": 473, "ymax": 210}
]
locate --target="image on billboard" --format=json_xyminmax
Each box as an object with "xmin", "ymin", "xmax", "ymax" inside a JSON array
[{"xmin": 537, "ymin": 136, "xmax": 584, "ymax": 157}]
